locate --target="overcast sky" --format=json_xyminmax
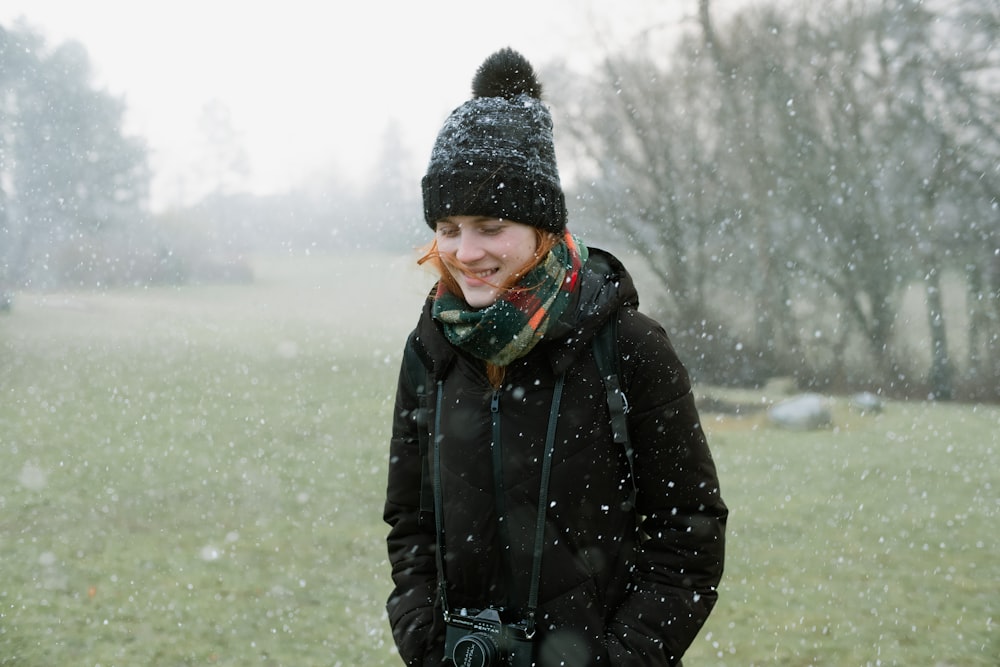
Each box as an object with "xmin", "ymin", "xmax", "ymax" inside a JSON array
[{"xmin": 2, "ymin": 0, "xmax": 756, "ymax": 210}]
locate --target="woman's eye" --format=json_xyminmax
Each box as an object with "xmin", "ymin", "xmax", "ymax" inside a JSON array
[
  {"xmin": 481, "ymin": 226, "xmax": 503, "ymax": 235},
  {"xmin": 437, "ymin": 227, "xmax": 459, "ymax": 238}
]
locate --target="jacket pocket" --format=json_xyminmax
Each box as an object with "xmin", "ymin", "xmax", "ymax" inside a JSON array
[
  {"xmin": 389, "ymin": 604, "xmax": 437, "ymax": 666},
  {"xmin": 536, "ymin": 578, "xmax": 610, "ymax": 666}
]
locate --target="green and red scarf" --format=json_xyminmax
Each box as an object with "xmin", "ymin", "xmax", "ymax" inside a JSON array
[{"xmin": 432, "ymin": 230, "xmax": 589, "ymax": 366}]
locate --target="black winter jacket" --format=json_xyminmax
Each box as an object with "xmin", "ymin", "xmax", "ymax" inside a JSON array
[{"xmin": 384, "ymin": 249, "xmax": 727, "ymax": 666}]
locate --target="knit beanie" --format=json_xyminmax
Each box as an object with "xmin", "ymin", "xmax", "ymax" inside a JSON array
[{"xmin": 422, "ymin": 48, "xmax": 567, "ymax": 233}]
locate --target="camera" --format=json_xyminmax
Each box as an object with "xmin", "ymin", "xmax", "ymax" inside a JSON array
[{"xmin": 444, "ymin": 608, "xmax": 535, "ymax": 667}]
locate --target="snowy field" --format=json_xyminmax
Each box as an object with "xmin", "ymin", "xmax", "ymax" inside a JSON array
[{"xmin": 1, "ymin": 253, "xmax": 997, "ymax": 665}]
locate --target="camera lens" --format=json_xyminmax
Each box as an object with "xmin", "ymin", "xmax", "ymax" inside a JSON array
[{"xmin": 452, "ymin": 632, "xmax": 500, "ymax": 667}]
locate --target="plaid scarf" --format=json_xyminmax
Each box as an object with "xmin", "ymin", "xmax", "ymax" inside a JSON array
[{"xmin": 432, "ymin": 230, "xmax": 589, "ymax": 366}]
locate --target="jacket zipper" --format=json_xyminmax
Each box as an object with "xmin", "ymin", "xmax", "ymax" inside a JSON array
[
  {"xmin": 490, "ymin": 388, "xmax": 504, "ymax": 509},
  {"xmin": 490, "ymin": 387, "xmax": 516, "ymax": 606}
]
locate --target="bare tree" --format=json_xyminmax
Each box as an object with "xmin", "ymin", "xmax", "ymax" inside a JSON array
[
  {"xmin": 0, "ymin": 22, "xmax": 149, "ymax": 289},
  {"xmin": 554, "ymin": 0, "xmax": 1000, "ymax": 396}
]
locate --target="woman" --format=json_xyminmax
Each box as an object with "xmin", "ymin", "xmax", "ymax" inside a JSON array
[{"xmin": 384, "ymin": 48, "xmax": 727, "ymax": 667}]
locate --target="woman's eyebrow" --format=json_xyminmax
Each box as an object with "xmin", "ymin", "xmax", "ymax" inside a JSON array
[{"xmin": 440, "ymin": 216, "xmax": 500, "ymax": 225}]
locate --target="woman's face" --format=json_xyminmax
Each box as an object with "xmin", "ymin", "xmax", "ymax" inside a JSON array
[{"xmin": 435, "ymin": 216, "xmax": 539, "ymax": 308}]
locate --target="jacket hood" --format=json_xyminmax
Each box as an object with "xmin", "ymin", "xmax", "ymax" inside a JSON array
[{"xmin": 411, "ymin": 246, "xmax": 639, "ymax": 378}]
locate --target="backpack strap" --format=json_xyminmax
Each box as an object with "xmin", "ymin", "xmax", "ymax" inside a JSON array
[
  {"xmin": 402, "ymin": 333, "xmax": 435, "ymax": 526},
  {"xmin": 592, "ymin": 313, "xmax": 638, "ymax": 510}
]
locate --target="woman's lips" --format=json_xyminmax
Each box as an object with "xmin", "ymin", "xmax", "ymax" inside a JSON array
[{"xmin": 463, "ymin": 268, "xmax": 498, "ymax": 286}]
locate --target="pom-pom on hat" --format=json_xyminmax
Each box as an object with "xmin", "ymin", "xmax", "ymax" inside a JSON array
[{"xmin": 422, "ymin": 48, "xmax": 567, "ymax": 232}]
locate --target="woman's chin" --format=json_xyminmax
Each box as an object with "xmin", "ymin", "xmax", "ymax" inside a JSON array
[{"xmin": 460, "ymin": 287, "xmax": 500, "ymax": 309}]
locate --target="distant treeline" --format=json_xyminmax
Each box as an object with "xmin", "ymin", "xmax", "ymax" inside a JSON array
[{"xmin": 0, "ymin": 21, "xmax": 424, "ymax": 291}]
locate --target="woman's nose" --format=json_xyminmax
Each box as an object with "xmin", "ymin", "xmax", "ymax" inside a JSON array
[{"xmin": 455, "ymin": 232, "xmax": 484, "ymax": 262}]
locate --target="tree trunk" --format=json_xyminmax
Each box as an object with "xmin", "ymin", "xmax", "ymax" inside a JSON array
[
  {"xmin": 924, "ymin": 257, "xmax": 953, "ymax": 400},
  {"xmin": 966, "ymin": 262, "xmax": 984, "ymax": 371}
]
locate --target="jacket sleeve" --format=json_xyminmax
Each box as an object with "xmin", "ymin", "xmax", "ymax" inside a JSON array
[
  {"xmin": 384, "ymin": 342, "xmax": 443, "ymax": 666},
  {"xmin": 605, "ymin": 309, "xmax": 728, "ymax": 666}
]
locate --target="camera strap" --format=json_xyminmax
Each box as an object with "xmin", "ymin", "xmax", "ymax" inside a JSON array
[
  {"xmin": 431, "ymin": 372, "xmax": 567, "ymax": 639},
  {"xmin": 525, "ymin": 371, "xmax": 566, "ymax": 635}
]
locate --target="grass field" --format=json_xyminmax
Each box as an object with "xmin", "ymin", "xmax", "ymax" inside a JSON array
[{"xmin": 1, "ymin": 254, "xmax": 997, "ymax": 666}]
